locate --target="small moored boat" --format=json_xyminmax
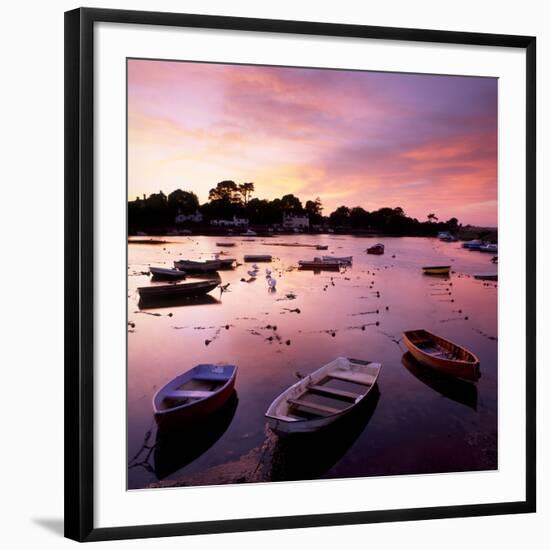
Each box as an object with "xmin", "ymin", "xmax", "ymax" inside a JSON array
[
  {"xmin": 298, "ymin": 258, "xmax": 341, "ymax": 270},
  {"xmin": 321, "ymin": 255, "xmax": 352, "ymax": 265},
  {"xmin": 173, "ymin": 259, "xmax": 222, "ymax": 272},
  {"xmin": 217, "ymin": 258, "xmax": 236, "ymax": 269},
  {"xmin": 244, "ymin": 254, "xmax": 272, "ymax": 262},
  {"xmin": 216, "ymin": 242, "xmax": 236, "ymax": 247},
  {"xmin": 366, "ymin": 243, "xmax": 384, "ymax": 255},
  {"xmin": 138, "ymin": 280, "xmax": 219, "ymax": 300},
  {"xmin": 153, "ymin": 364, "xmax": 238, "ymax": 431},
  {"xmin": 422, "ymin": 265, "xmax": 451, "ymax": 275},
  {"xmin": 479, "ymin": 243, "xmax": 498, "ymax": 253},
  {"xmin": 474, "ymin": 273, "xmax": 498, "ymax": 281},
  {"xmin": 402, "ymin": 329, "xmax": 480, "ymax": 382},
  {"xmin": 149, "ymin": 267, "xmax": 187, "ymax": 281},
  {"xmin": 265, "ymin": 357, "xmax": 381, "ymax": 435},
  {"xmin": 462, "ymin": 239, "xmax": 483, "ymax": 249},
  {"xmin": 315, "ymin": 245, "xmax": 328, "ymax": 250}
]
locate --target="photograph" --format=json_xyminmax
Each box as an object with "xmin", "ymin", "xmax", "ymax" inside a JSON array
[{"xmin": 126, "ymin": 58, "xmax": 498, "ymax": 491}]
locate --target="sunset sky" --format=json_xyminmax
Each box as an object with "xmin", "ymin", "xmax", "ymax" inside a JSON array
[{"xmin": 128, "ymin": 59, "xmax": 497, "ymax": 226}]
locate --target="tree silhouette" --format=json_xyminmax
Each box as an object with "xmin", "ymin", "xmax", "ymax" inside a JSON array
[
  {"xmin": 168, "ymin": 189, "xmax": 199, "ymax": 215},
  {"xmin": 238, "ymin": 182, "xmax": 255, "ymax": 205},
  {"xmin": 427, "ymin": 213, "xmax": 439, "ymax": 222}
]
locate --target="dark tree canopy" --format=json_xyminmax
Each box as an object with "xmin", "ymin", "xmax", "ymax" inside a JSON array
[
  {"xmin": 168, "ymin": 189, "xmax": 199, "ymax": 215},
  {"xmin": 128, "ymin": 181, "xmax": 466, "ymax": 237}
]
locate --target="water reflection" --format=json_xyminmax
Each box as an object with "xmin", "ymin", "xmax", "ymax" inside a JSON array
[
  {"xmin": 128, "ymin": 235, "xmax": 497, "ymax": 488},
  {"xmin": 269, "ymin": 388, "xmax": 380, "ymax": 481},
  {"xmin": 138, "ymin": 293, "xmax": 221, "ymax": 310},
  {"xmin": 153, "ymin": 392, "xmax": 239, "ymax": 479},
  {"xmin": 401, "ymin": 352, "xmax": 478, "ymax": 411}
]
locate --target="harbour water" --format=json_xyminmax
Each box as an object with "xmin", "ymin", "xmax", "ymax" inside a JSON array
[{"xmin": 127, "ymin": 235, "xmax": 497, "ymax": 490}]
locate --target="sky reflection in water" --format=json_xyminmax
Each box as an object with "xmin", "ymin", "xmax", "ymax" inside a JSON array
[{"xmin": 127, "ymin": 235, "xmax": 497, "ymax": 489}]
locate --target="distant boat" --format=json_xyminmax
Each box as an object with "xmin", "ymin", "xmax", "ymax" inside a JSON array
[
  {"xmin": 462, "ymin": 239, "xmax": 483, "ymax": 249},
  {"xmin": 438, "ymin": 232, "xmax": 456, "ymax": 242},
  {"xmin": 321, "ymin": 255, "xmax": 352, "ymax": 265},
  {"xmin": 149, "ymin": 267, "xmax": 187, "ymax": 281},
  {"xmin": 241, "ymin": 229, "xmax": 257, "ymax": 236},
  {"xmin": 138, "ymin": 280, "xmax": 219, "ymax": 300},
  {"xmin": 153, "ymin": 364, "xmax": 238, "ymax": 431},
  {"xmin": 402, "ymin": 329, "xmax": 480, "ymax": 382},
  {"xmin": 244, "ymin": 254, "xmax": 272, "ymax": 262},
  {"xmin": 173, "ymin": 259, "xmax": 222, "ymax": 272},
  {"xmin": 474, "ymin": 273, "xmax": 498, "ymax": 281},
  {"xmin": 479, "ymin": 243, "xmax": 498, "ymax": 253},
  {"xmin": 298, "ymin": 258, "xmax": 341, "ymax": 270},
  {"xmin": 216, "ymin": 242, "xmax": 236, "ymax": 247},
  {"xmin": 366, "ymin": 243, "xmax": 384, "ymax": 255},
  {"xmin": 422, "ymin": 265, "xmax": 451, "ymax": 275},
  {"xmin": 265, "ymin": 357, "xmax": 381, "ymax": 435},
  {"xmin": 315, "ymin": 245, "xmax": 329, "ymax": 250}
]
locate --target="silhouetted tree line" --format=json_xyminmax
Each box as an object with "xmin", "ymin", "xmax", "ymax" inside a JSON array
[{"xmin": 128, "ymin": 180, "xmax": 461, "ymax": 236}]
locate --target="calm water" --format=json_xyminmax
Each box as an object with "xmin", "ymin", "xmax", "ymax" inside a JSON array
[{"xmin": 127, "ymin": 235, "xmax": 497, "ymax": 489}]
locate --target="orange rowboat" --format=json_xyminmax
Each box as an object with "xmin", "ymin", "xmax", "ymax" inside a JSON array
[{"xmin": 402, "ymin": 329, "xmax": 480, "ymax": 382}]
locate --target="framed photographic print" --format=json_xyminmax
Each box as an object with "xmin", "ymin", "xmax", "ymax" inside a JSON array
[{"xmin": 65, "ymin": 7, "xmax": 536, "ymax": 542}]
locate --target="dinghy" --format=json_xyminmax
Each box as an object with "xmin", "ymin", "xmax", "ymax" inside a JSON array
[
  {"xmin": 153, "ymin": 364, "xmax": 238, "ymax": 431},
  {"xmin": 321, "ymin": 255, "xmax": 353, "ymax": 265},
  {"xmin": 216, "ymin": 242, "xmax": 236, "ymax": 247},
  {"xmin": 138, "ymin": 280, "xmax": 219, "ymax": 300},
  {"xmin": 298, "ymin": 258, "xmax": 341, "ymax": 270},
  {"xmin": 217, "ymin": 258, "xmax": 236, "ymax": 269},
  {"xmin": 402, "ymin": 329, "xmax": 480, "ymax": 382},
  {"xmin": 244, "ymin": 254, "xmax": 272, "ymax": 262},
  {"xmin": 149, "ymin": 267, "xmax": 187, "ymax": 281},
  {"xmin": 315, "ymin": 245, "xmax": 329, "ymax": 250},
  {"xmin": 173, "ymin": 259, "xmax": 222, "ymax": 272},
  {"xmin": 265, "ymin": 357, "xmax": 381, "ymax": 435},
  {"xmin": 422, "ymin": 265, "xmax": 451, "ymax": 275},
  {"xmin": 462, "ymin": 239, "xmax": 483, "ymax": 249},
  {"xmin": 474, "ymin": 273, "xmax": 498, "ymax": 281},
  {"xmin": 366, "ymin": 243, "xmax": 384, "ymax": 255},
  {"xmin": 479, "ymin": 243, "xmax": 498, "ymax": 253}
]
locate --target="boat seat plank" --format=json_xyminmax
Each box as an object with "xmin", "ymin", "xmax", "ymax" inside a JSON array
[
  {"xmin": 192, "ymin": 375, "xmax": 228, "ymax": 382},
  {"xmin": 328, "ymin": 371, "xmax": 376, "ymax": 386},
  {"xmin": 288, "ymin": 398, "xmax": 340, "ymax": 415},
  {"xmin": 307, "ymin": 384, "xmax": 360, "ymax": 402},
  {"xmin": 165, "ymin": 390, "xmax": 213, "ymax": 400}
]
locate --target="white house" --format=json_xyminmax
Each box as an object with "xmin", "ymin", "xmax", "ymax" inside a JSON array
[
  {"xmin": 175, "ymin": 211, "xmax": 203, "ymax": 224},
  {"xmin": 282, "ymin": 213, "xmax": 309, "ymax": 230},
  {"xmin": 210, "ymin": 216, "xmax": 249, "ymax": 228}
]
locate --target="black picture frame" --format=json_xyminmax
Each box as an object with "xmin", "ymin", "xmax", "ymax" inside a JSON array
[{"xmin": 65, "ymin": 7, "xmax": 536, "ymax": 542}]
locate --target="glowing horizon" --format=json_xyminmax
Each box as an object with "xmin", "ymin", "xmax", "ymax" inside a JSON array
[{"xmin": 128, "ymin": 59, "xmax": 497, "ymax": 227}]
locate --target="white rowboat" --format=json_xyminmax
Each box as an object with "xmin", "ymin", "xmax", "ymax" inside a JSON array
[{"xmin": 265, "ymin": 357, "xmax": 381, "ymax": 435}]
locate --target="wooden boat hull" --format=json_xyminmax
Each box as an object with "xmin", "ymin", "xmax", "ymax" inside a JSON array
[
  {"xmin": 216, "ymin": 243, "xmax": 236, "ymax": 247},
  {"xmin": 266, "ymin": 357, "xmax": 381, "ymax": 435},
  {"xmin": 138, "ymin": 281, "xmax": 219, "ymax": 300},
  {"xmin": 422, "ymin": 266, "xmax": 451, "ymax": 275},
  {"xmin": 367, "ymin": 244, "xmax": 384, "ymax": 255},
  {"xmin": 402, "ymin": 329, "xmax": 480, "ymax": 382},
  {"xmin": 149, "ymin": 267, "xmax": 187, "ymax": 281},
  {"xmin": 217, "ymin": 258, "xmax": 236, "ymax": 269},
  {"xmin": 173, "ymin": 260, "xmax": 222, "ymax": 272},
  {"xmin": 298, "ymin": 261, "xmax": 340, "ymax": 271},
  {"xmin": 474, "ymin": 273, "xmax": 498, "ymax": 281},
  {"xmin": 244, "ymin": 255, "xmax": 272, "ymax": 262},
  {"xmin": 321, "ymin": 255, "xmax": 352, "ymax": 265},
  {"xmin": 153, "ymin": 364, "xmax": 238, "ymax": 432}
]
